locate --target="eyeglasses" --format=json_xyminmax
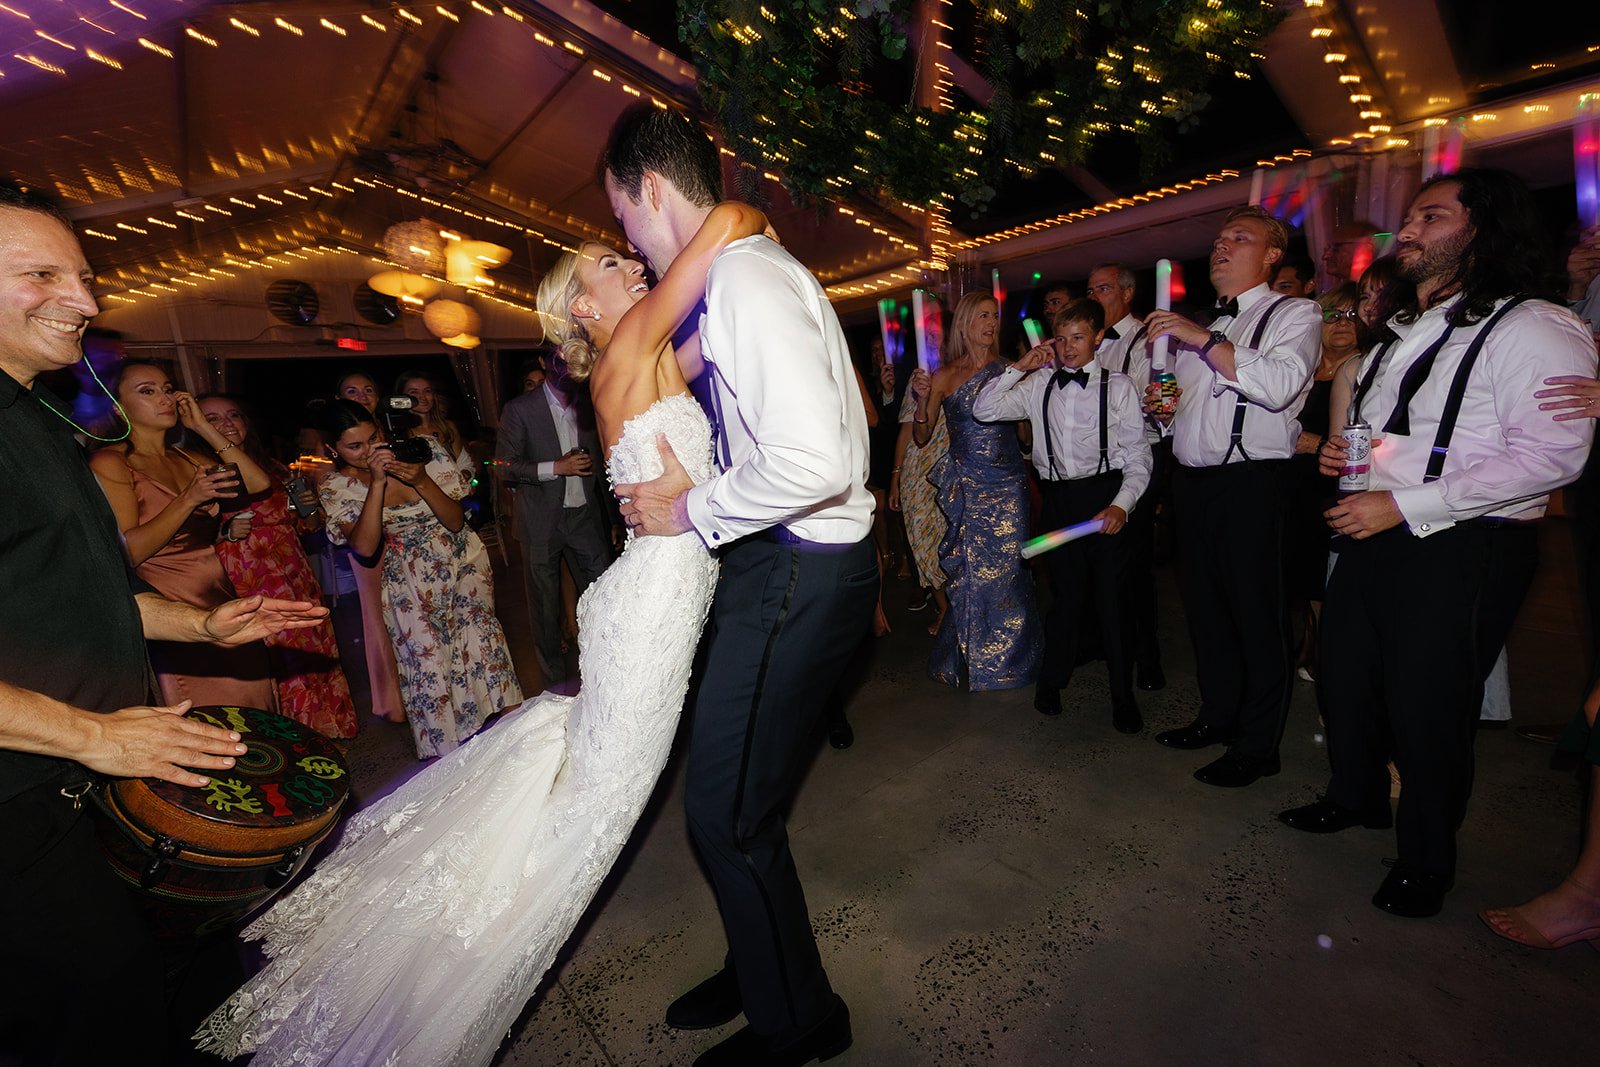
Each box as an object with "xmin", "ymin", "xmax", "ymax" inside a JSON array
[
  {"xmin": 1321, "ymin": 308, "xmax": 1359, "ymax": 323},
  {"xmin": 1087, "ymin": 283, "xmax": 1123, "ymax": 296}
]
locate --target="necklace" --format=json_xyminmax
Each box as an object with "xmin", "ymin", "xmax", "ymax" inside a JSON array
[{"xmin": 33, "ymin": 355, "xmax": 131, "ymax": 443}]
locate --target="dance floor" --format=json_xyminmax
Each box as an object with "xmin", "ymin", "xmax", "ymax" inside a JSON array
[{"xmin": 337, "ymin": 521, "xmax": 1595, "ymax": 1065}]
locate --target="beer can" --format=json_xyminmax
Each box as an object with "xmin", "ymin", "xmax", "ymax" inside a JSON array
[
  {"xmin": 1339, "ymin": 419, "xmax": 1372, "ymax": 493},
  {"xmin": 1155, "ymin": 371, "xmax": 1179, "ymax": 416}
]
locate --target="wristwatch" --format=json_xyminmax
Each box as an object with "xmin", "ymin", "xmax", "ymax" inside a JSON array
[{"xmin": 1199, "ymin": 330, "xmax": 1228, "ymax": 356}]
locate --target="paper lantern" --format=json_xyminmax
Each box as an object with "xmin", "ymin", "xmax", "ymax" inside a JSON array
[
  {"xmin": 381, "ymin": 220, "xmax": 445, "ymax": 272},
  {"xmin": 446, "ymin": 240, "xmax": 512, "ymax": 287},
  {"xmin": 422, "ymin": 299, "xmax": 480, "ymax": 339},
  {"xmin": 441, "ymin": 333, "xmax": 480, "ymax": 350},
  {"xmin": 367, "ymin": 271, "xmax": 441, "ymax": 302}
]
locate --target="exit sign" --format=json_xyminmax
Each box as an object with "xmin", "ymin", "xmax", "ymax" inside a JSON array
[{"xmin": 336, "ymin": 337, "xmax": 367, "ymax": 351}]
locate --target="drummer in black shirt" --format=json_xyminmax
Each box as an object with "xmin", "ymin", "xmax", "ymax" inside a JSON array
[{"xmin": 0, "ymin": 183, "xmax": 328, "ymax": 1064}]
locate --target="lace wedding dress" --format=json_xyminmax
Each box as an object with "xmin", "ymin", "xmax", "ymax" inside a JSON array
[{"xmin": 196, "ymin": 394, "xmax": 719, "ymax": 1065}]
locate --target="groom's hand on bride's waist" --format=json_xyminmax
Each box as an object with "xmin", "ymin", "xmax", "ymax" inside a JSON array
[{"xmin": 614, "ymin": 434, "xmax": 693, "ymax": 538}]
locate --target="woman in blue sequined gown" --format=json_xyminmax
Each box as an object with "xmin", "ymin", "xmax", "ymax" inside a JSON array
[{"xmin": 908, "ymin": 292, "xmax": 1042, "ymax": 690}]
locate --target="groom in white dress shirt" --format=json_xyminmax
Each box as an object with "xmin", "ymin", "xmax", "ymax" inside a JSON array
[{"xmin": 605, "ymin": 106, "xmax": 876, "ymax": 1067}]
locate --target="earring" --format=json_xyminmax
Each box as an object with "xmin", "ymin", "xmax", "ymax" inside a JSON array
[{"xmin": 591, "ymin": 311, "xmax": 602, "ymax": 321}]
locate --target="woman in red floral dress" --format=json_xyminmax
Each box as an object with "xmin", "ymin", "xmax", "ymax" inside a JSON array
[{"xmin": 201, "ymin": 394, "xmax": 358, "ymax": 739}]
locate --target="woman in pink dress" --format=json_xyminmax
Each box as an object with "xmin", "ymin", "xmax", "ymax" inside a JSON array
[
  {"xmin": 90, "ymin": 360, "xmax": 275, "ymax": 711},
  {"xmin": 200, "ymin": 394, "xmax": 358, "ymax": 739}
]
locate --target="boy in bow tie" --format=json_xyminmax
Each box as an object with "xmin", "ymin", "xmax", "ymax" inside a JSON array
[{"xmin": 975, "ymin": 300, "xmax": 1152, "ymax": 730}]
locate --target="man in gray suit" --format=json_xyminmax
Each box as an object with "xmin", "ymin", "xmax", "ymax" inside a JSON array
[{"xmin": 497, "ymin": 357, "xmax": 614, "ymax": 689}]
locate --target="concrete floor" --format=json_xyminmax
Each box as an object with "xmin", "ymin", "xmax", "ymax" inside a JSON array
[{"xmin": 333, "ymin": 522, "xmax": 1595, "ymax": 1066}]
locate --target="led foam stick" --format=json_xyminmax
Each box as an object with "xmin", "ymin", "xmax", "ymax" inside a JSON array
[
  {"xmin": 1021, "ymin": 518, "xmax": 1107, "ymax": 560},
  {"xmin": 912, "ymin": 289, "xmax": 943, "ymax": 373},
  {"xmin": 1151, "ymin": 259, "xmax": 1173, "ymax": 371},
  {"xmin": 1022, "ymin": 317, "xmax": 1046, "ymax": 348},
  {"xmin": 992, "ymin": 267, "xmax": 1005, "ymax": 306},
  {"xmin": 1576, "ymin": 97, "xmax": 1600, "ymax": 231},
  {"xmin": 878, "ymin": 298, "xmax": 898, "ymax": 367}
]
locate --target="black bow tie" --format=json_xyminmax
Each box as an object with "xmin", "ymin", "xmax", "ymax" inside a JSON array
[
  {"xmin": 1052, "ymin": 368, "xmax": 1090, "ymax": 389},
  {"xmin": 1102, "ymin": 327, "xmax": 1120, "ymax": 341},
  {"xmin": 1215, "ymin": 297, "xmax": 1240, "ymax": 319}
]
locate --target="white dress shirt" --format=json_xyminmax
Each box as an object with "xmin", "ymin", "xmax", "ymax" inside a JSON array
[
  {"xmin": 1169, "ymin": 282, "xmax": 1321, "ymax": 467},
  {"xmin": 1362, "ymin": 295, "xmax": 1597, "ymax": 536},
  {"xmin": 684, "ymin": 235, "xmax": 874, "ymax": 546},
  {"xmin": 1094, "ymin": 312, "xmax": 1165, "ymax": 444},
  {"xmin": 973, "ymin": 363, "xmax": 1152, "ymax": 515},
  {"xmin": 535, "ymin": 387, "xmax": 588, "ymax": 508},
  {"xmin": 1093, "ymin": 313, "xmax": 1149, "ymax": 383}
]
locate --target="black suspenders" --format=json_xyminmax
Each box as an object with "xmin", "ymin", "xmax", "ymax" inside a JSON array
[
  {"xmin": 1221, "ymin": 296, "xmax": 1292, "ymax": 464},
  {"xmin": 1040, "ymin": 368, "xmax": 1114, "ymax": 479},
  {"xmin": 1096, "ymin": 368, "xmax": 1112, "ymax": 474},
  {"xmin": 1422, "ymin": 296, "xmax": 1532, "ymax": 483},
  {"xmin": 1121, "ymin": 325, "xmax": 1149, "ymax": 377}
]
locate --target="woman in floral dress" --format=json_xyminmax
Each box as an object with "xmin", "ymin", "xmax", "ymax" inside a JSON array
[
  {"xmin": 318, "ymin": 399, "xmax": 522, "ymax": 757},
  {"xmin": 200, "ymin": 394, "xmax": 358, "ymax": 739}
]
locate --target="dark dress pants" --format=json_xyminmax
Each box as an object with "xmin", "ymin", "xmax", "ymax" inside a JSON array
[
  {"xmin": 1, "ymin": 782, "xmax": 167, "ymax": 1066},
  {"xmin": 684, "ymin": 535, "xmax": 877, "ymax": 1036},
  {"xmin": 1320, "ymin": 521, "xmax": 1538, "ymax": 878},
  {"xmin": 1172, "ymin": 460, "xmax": 1293, "ymax": 758},
  {"xmin": 521, "ymin": 502, "xmax": 611, "ymax": 686},
  {"xmin": 1038, "ymin": 473, "xmax": 1133, "ymax": 700},
  {"xmin": 1125, "ymin": 437, "xmax": 1172, "ymax": 673}
]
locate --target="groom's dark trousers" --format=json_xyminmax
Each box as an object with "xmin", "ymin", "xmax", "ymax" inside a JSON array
[{"xmin": 685, "ymin": 530, "xmax": 877, "ymax": 1036}]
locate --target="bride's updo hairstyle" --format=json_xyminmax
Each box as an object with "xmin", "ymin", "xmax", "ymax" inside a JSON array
[{"xmin": 535, "ymin": 246, "xmax": 601, "ymax": 382}]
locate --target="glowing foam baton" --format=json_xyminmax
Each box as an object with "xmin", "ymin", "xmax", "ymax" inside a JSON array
[{"xmin": 1020, "ymin": 518, "xmax": 1106, "ymax": 560}]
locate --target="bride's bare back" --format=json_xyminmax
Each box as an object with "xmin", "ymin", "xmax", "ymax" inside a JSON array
[{"xmin": 584, "ymin": 202, "xmax": 769, "ymax": 458}]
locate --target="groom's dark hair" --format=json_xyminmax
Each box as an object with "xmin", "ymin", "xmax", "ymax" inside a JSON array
[{"xmin": 602, "ymin": 105, "xmax": 723, "ymax": 208}]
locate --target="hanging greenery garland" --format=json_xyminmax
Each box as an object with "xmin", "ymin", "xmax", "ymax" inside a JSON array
[{"xmin": 677, "ymin": 0, "xmax": 1282, "ymax": 212}]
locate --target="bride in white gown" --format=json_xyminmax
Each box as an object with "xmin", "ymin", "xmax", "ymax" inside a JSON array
[{"xmin": 196, "ymin": 203, "xmax": 770, "ymax": 1066}]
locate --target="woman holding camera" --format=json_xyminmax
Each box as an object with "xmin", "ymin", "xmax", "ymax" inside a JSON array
[
  {"xmin": 198, "ymin": 394, "xmax": 357, "ymax": 739},
  {"xmin": 89, "ymin": 359, "xmax": 277, "ymax": 711},
  {"xmin": 318, "ymin": 399, "xmax": 521, "ymax": 758}
]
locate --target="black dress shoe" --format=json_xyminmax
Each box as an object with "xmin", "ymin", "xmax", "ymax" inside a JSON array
[
  {"xmin": 1111, "ymin": 696, "xmax": 1143, "ymax": 734},
  {"xmin": 1371, "ymin": 867, "xmax": 1452, "ymax": 919},
  {"xmin": 694, "ymin": 995, "xmax": 852, "ymax": 1067},
  {"xmin": 1193, "ymin": 751, "xmax": 1280, "ymax": 788},
  {"xmin": 1278, "ymin": 798, "xmax": 1392, "ymax": 833},
  {"xmin": 666, "ymin": 968, "xmax": 743, "ymax": 1030},
  {"xmin": 1034, "ymin": 686, "xmax": 1062, "ymax": 716},
  {"xmin": 1154, "ymin": 721, "xmax": 1233, "ymax": 750},
  {"xmin": 828, "ymin": 720, "xmax": 854, "ymax": 750},
  {"xmin": 1136, "ymin": 663, "xmax": 1166, "ymax": 691}
]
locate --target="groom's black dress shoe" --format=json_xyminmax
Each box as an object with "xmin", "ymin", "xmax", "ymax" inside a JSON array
[
  {"xmin": 1154, "ymin": 721, "xmax": 1233, "ymax": 750},
  {"xmin": 693, "ymin": 994, "xmax": 852, "ymax": 1067},
  {"xmin": 666, "ymin": 968, "xmax": 743, "ymax": 1030},
  {"xmin": 1193, "ymin": 751, "xmax": 1279, "ymax": 788},
  {"xmin": 1371, "ymin": 867, "xmax": 1452, "ymax": 919},
  {"xmin": 828, "ymin": 719, "xmax": 854, "ymax": 750},
  {"xmin": 1034, "ymin": 686, "xmax": 1062, "ymax": 716},
  {"xmin": 1278, "ymin": 799, "xmax": 1392, "ymax": 833}
]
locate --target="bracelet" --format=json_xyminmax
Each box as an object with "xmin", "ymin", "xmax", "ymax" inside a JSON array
[{"xmin": 216, "ymin": 442, "xmax": 236, "ymax": 454}]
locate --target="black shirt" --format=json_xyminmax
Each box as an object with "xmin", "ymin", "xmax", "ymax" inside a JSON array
[{"xmin": 0, "ymin": 368, "xmax": 151, "ymax": 801}]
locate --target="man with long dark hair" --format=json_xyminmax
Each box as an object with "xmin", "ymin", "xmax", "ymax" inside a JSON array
[{"xmin": 1283, "ymin": 169, "xmax": 1596, "ymax": 918}]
